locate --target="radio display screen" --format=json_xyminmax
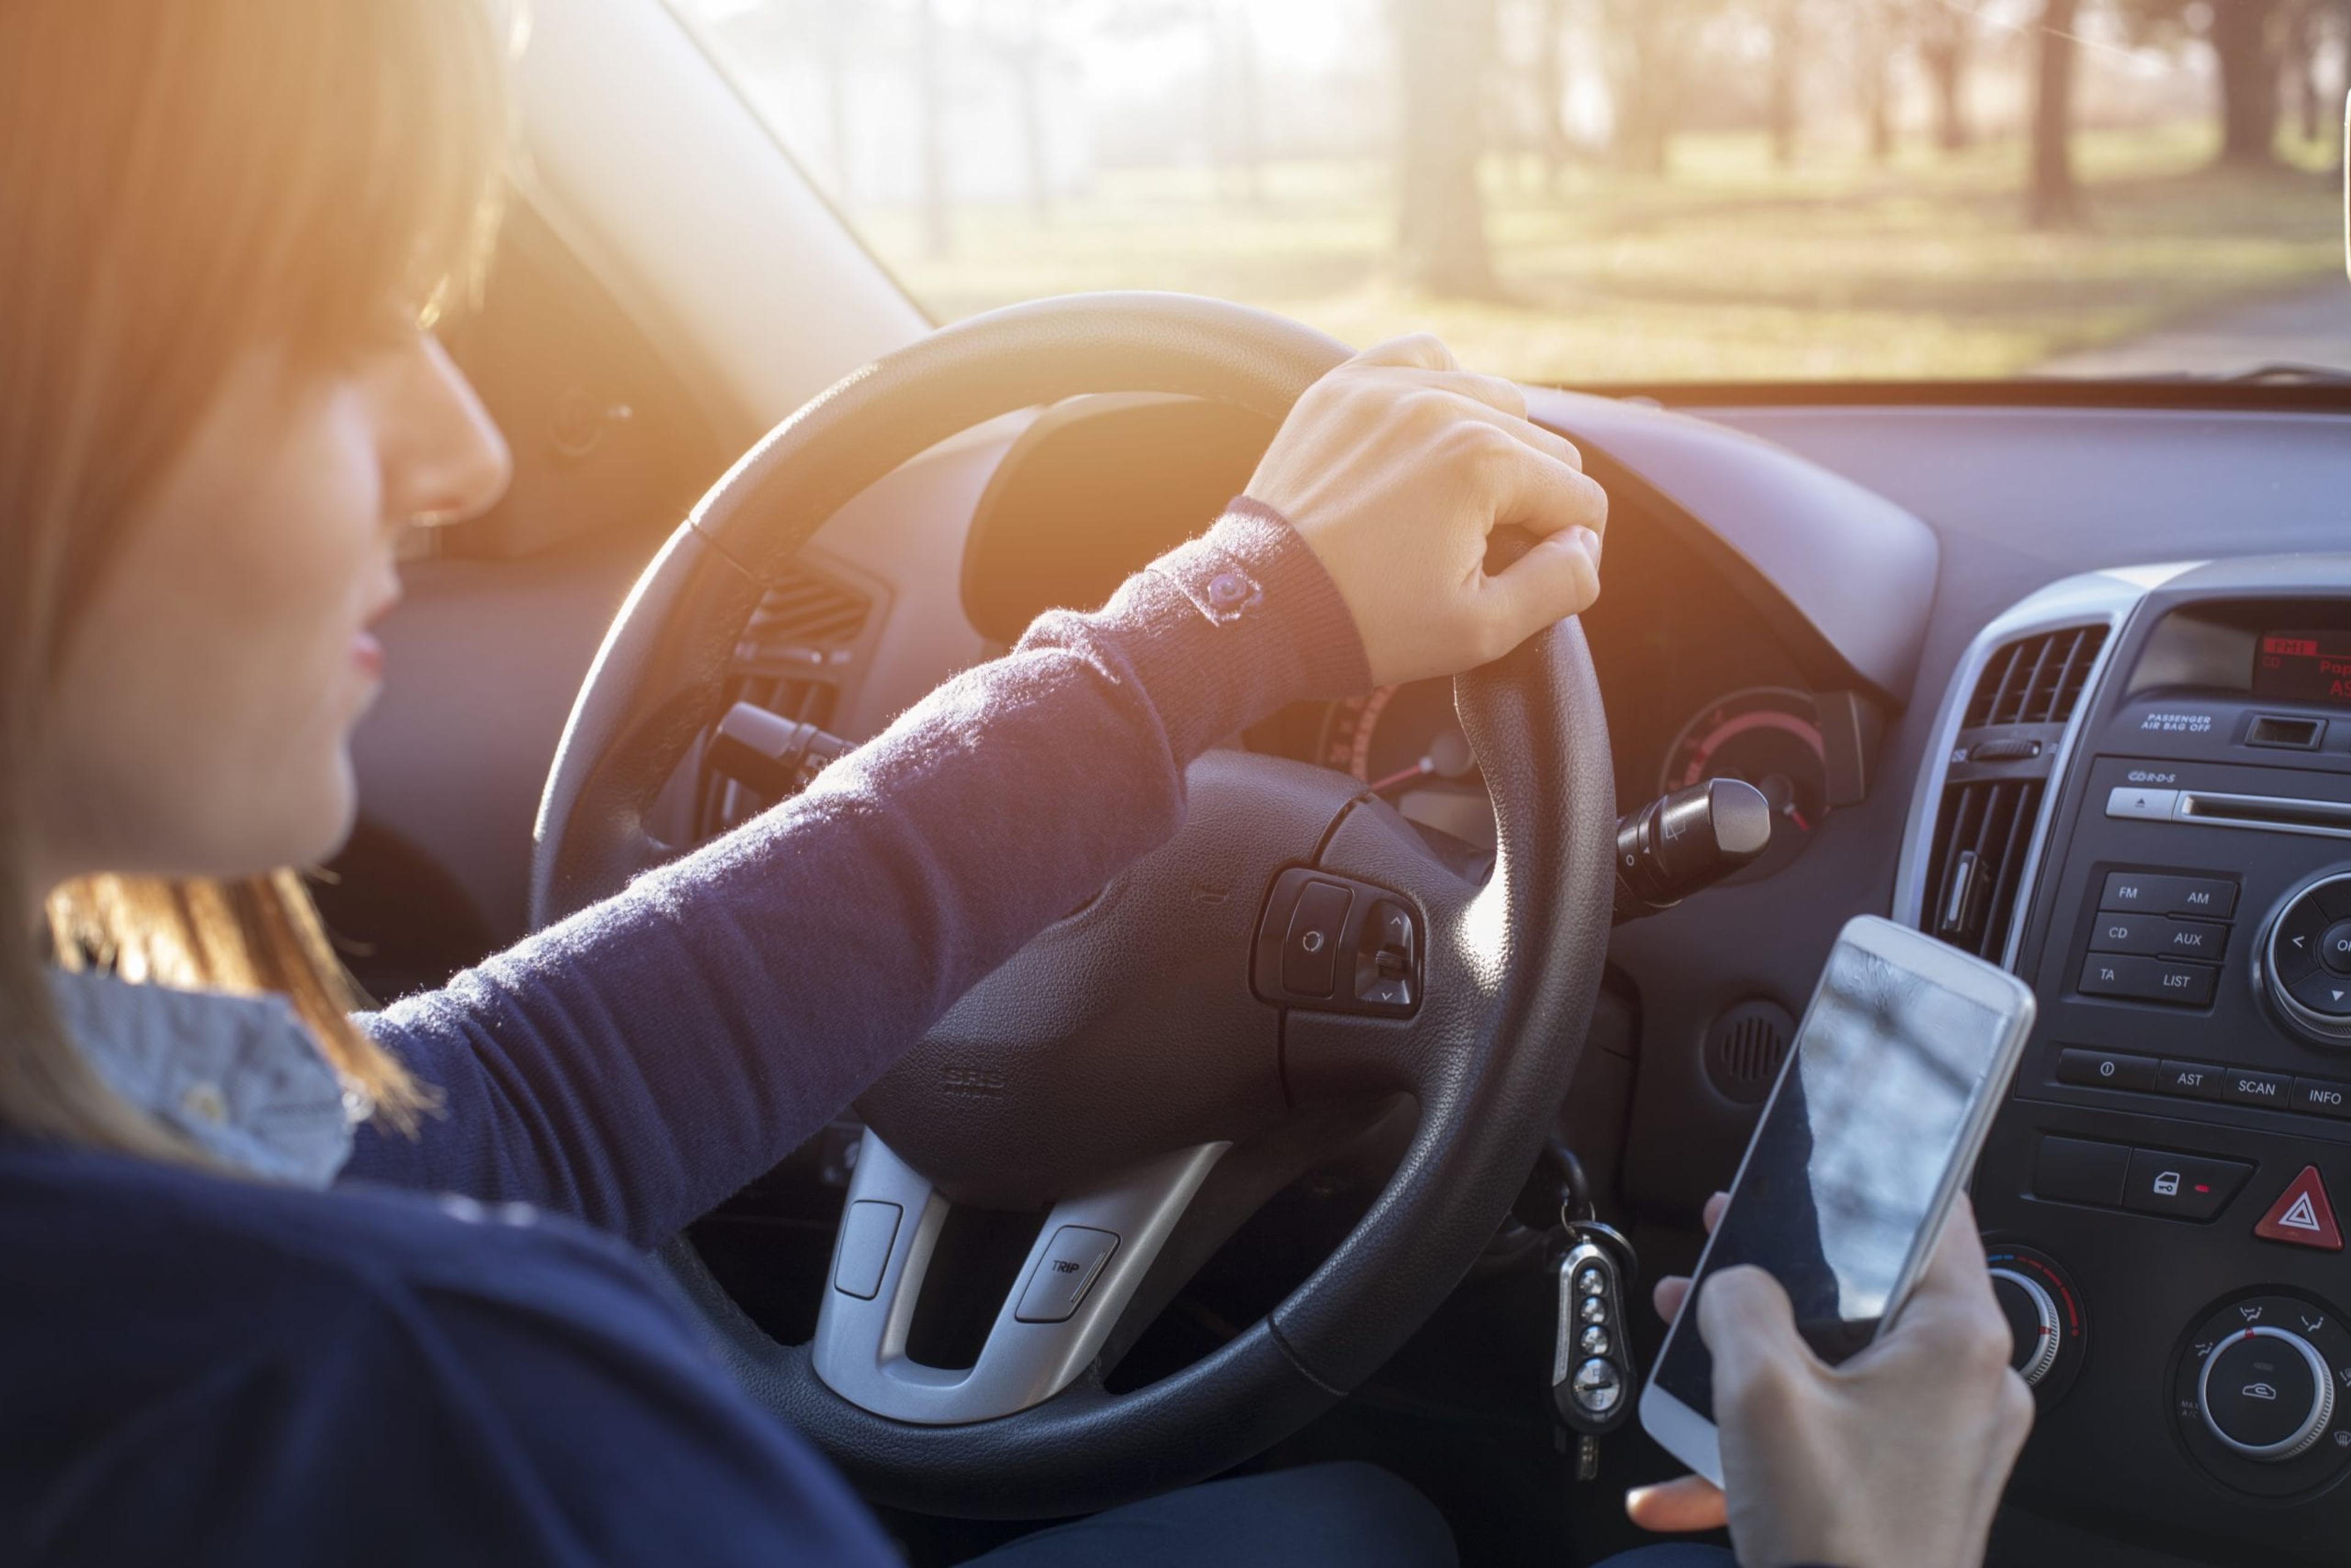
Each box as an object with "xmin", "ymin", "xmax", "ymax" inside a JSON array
[{"xmin": 2254, "ymin": 630, "xmax": 2351, "ymax": 706}]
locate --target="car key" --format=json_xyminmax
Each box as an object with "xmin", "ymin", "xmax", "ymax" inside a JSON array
[{"xmin": 1552, "ymin": 1213, "xmax": 1639, "ymax": 1482}]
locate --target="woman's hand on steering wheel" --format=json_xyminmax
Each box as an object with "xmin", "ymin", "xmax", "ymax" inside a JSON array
[{"xmin": 1245, "ymin": 333, "xmax": 1610, "ymax": 689}]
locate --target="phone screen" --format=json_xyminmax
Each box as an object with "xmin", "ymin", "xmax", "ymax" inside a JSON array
[{"xmin": 1652, "ymin": 938, "xmax": 2013, "ymax": 1420}]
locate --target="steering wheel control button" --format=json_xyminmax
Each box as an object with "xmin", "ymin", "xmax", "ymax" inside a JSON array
[
  {"xmin": 831, "ymin": 1200, "xmax": 903, "ymax": 1300},
  {"xmin": 2099, "ymin": 871, "xmax": 2238, "ymax": 920},
  {"xmin": 1353, "ymin": 898, "xmax": 1419, "ymax": 1010},
  {"xmin": 1280, "ymin": 880, "xmax": 1354, "ymax": 999},
  {"xmin": 2254, "ymin": 1166, "xmax": 2344, "ymax": 1251},
  {"xmin": 2078, "ymin": 953, "xmax": 2219, "ymax": 1008},
  {"xmin": 2056, "ymin": 1047, "xmax": 2159, "ymax": 1092},
  {"xmin": 1253, "ymin": 868, "xmax": 1420, "ymax": 1016},
  {"xmin": 2122, "ymin": 1149, "xmax": 2252, "ymax": 1222},
  {"xmin": 2031, "ymin": 1135, "xmax": 2131, "ymax": 1208},
  {"xmin": 1014, "ymin": 1226, "xmax": 1120, "ymax": 1324},
  {"xmin": 2199, "ymin": 1327, "xmax": 2334, "ymax": 1460}
]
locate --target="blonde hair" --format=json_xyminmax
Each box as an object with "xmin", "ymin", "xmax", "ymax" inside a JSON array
[{"xmin": 1, "ymin": 1, "xmax": 512, "ymax": 1157}]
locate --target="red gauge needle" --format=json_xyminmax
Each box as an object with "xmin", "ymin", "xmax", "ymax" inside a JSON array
[
  {"xmin": 1368, "ymin": 759, "xmax": 1433, "ymax": 793},
  {"xmin": 1784, "ymin": 805, "xmax": 1813, "ymax": 833}
]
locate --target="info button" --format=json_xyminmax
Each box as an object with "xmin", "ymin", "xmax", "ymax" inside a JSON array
[{"xmin": 2292, "ymin": 1076, "xmax": 2351, "ymax": 1119}]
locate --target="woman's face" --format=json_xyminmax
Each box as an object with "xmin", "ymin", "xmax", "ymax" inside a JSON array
[{"xmin": 32, "ymin": 332, "xmax": 511, "ymax": 891}]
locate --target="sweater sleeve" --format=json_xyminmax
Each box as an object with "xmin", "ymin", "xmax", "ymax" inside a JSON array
[{"xmin": 345, "ymin": 503, "xmax": 1371, "ymax": 1245}]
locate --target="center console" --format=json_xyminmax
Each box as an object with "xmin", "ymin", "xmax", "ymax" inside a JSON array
[{"xmin": 1897, "ymin": 557, "xmax": 2351, "ymax": 1562}]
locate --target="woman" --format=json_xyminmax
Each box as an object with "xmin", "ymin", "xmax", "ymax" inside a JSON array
[{"xmin": 1, "ymin": 3, "xmax": 2027, "ymax": 1565}]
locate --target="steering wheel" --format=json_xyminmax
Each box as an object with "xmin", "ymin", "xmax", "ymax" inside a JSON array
[{"xmin": 529, "ymin": 293, "xmax": 1616, "ymax": 1520}]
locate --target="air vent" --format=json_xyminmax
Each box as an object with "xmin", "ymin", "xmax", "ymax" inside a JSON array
[
  {"xmin": 738, "ymin": 564, "xmax": 871, "ymax": 657},
  {"xmin": 1962, "ymin": 625, "xmax": 2107, "ymax": 728},
  {"xmin": 1924, "ymin": 777, "xmax": 2046, "ymax": 960},
  {"xmin": 697, "ymin": 563, "xmax": 874, "ymax": 839},
  {"xmin": 1706, "ymin": 1000, "xmax": 1794, "ymax": 1105},
  {"xmin": 1921, "ymin": 623, "xmax": 2109, "ymax": 961}
]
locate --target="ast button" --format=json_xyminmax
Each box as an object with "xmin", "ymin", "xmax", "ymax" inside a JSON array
[
  {"xmin": 1014, "ymin": 1226, "xmax": 1120, "ymax": 1324},
  {"xmin": 2157, "ymin": 1059, "xmax": 2224, "ymax": 1098},
  {"xmin": 2056, "ymin": 1048, "xmax": 2159, "ymax": 1092},
  {"xmin": 2122, "ymin": 1149, "xmax": 2253, "ymax": 1222}
]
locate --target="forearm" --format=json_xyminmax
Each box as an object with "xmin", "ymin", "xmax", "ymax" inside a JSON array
[{"xmin": 344, "ymin": 503, "xmax": 1368, "ymax": 1244}]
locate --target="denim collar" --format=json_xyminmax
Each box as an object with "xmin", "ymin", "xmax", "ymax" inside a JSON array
[{"xmin": 46, "ymin": 969, "xmax": 357, "ymax": 1186}]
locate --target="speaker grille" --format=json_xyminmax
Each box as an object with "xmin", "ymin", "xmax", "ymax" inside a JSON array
[{"xmin": 1706, "ymin": 1000, "xmax": 1795, "ymax": 1105}]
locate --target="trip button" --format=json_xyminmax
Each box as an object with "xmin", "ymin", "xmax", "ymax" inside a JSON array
[
  {"xmin": 2157, "ymin": 1059, "xmax": 2224, "ymax": 1099},
  {"xmin": 2099, "ymin": 871, "xmax": 2239, "ymax": 920},
  {"xmin": 2291, "ymin": 1076, "xmax": 2351, "ymax": 1119},
  {"xmin": 2080, "ymin": 954, "xmax": 2219, "ymax": 1007},
  {"xmin": 2123, "ymin": 1149, "xmax": 2254, "ymax": 1221},
  {"xmin": 2222, "ymin": 1068, "xmax": 2293, "ymax": 1109},
  {"xmin": 1014, "ymin": 1225, "xmax": 1120, "ymax": 1324},
  {"xmin": 2056, "ymin": 1047, "xmax": 2159, "ymax": 1092}
]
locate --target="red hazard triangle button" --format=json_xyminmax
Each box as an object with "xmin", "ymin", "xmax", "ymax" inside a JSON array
[{"xmin": 2254, "ymin": 1165, "xmax": 2343, "ymax": 1251}]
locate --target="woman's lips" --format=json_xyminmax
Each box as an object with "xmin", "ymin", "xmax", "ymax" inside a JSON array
[{"xmin": 352, "ymin": 630, "xmax": 386, "ymax": 680}]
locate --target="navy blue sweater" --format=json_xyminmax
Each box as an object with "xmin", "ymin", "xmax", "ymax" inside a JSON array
[{"xmin": 2, "ymin": 506, "xmax": 1371, "ymax": 1566}]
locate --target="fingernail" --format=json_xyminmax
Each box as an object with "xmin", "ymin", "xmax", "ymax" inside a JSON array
[{"xmin": 1575, "ymin": 525, "xmax": 1603, "ymax": 563}]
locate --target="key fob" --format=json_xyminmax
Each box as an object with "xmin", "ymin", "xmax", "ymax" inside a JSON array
[{"xmin": 1553, "ymin": 1225, "xmax": 1637, "ymax": 1437}]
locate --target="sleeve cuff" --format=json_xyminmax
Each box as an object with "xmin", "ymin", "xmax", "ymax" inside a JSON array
[{"xmin": 1018, "ymin": 497, "xmax": 1373, "ymax": 764}]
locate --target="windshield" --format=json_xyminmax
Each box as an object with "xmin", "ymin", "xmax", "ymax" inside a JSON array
[{"xmin": 667, "ymin": 0, "xmax": 2349, "ymax": 384}]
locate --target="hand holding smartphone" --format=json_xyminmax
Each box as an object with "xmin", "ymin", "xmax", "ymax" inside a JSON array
[{"xmin": 1638, "ymin": 914, "xmax": 2036, "ymax": 1487}]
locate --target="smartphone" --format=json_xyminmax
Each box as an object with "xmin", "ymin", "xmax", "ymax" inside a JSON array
[{"xmin": 1638, "ymin": 913, "xmax": 2036, "ymax": 1486}]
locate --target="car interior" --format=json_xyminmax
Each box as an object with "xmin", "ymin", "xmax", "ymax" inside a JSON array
[{"xmin": 329, "ymin": 2, "xmax": 2351, "ymax": 1561}]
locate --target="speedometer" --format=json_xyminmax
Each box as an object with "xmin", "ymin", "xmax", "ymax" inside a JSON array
[
  {"xmin": 1318, "ymin": 681, "xmax": 1493, "ymax": 849},
  {"xmin": 1659, "ymin": 686, "xmax": 1828, "ymax": 876}
]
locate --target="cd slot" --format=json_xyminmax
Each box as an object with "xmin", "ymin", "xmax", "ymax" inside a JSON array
[{"xmin": 2108, "ymin": 784, "xmax": 2351, "ymax": 841}]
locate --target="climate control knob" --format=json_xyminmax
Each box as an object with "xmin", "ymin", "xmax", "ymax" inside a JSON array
[
  {"xmin": 2197, "ymin": 1327, "xmax": 2336, "ymax": 1461},
  {"xmin": 1990, "ymin": 1267, "xmax": 2061, "ymax": 1387}
]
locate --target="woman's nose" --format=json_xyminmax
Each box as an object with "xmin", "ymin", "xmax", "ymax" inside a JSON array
[{"xmin": 386, "ymin": 335, "xmax": 513, "ymax": 529}]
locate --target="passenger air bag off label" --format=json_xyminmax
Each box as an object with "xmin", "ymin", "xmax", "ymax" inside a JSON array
[{"xmin": 2254, "ymin": 1166, "xmax": 2344, "ymax": 1252}]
